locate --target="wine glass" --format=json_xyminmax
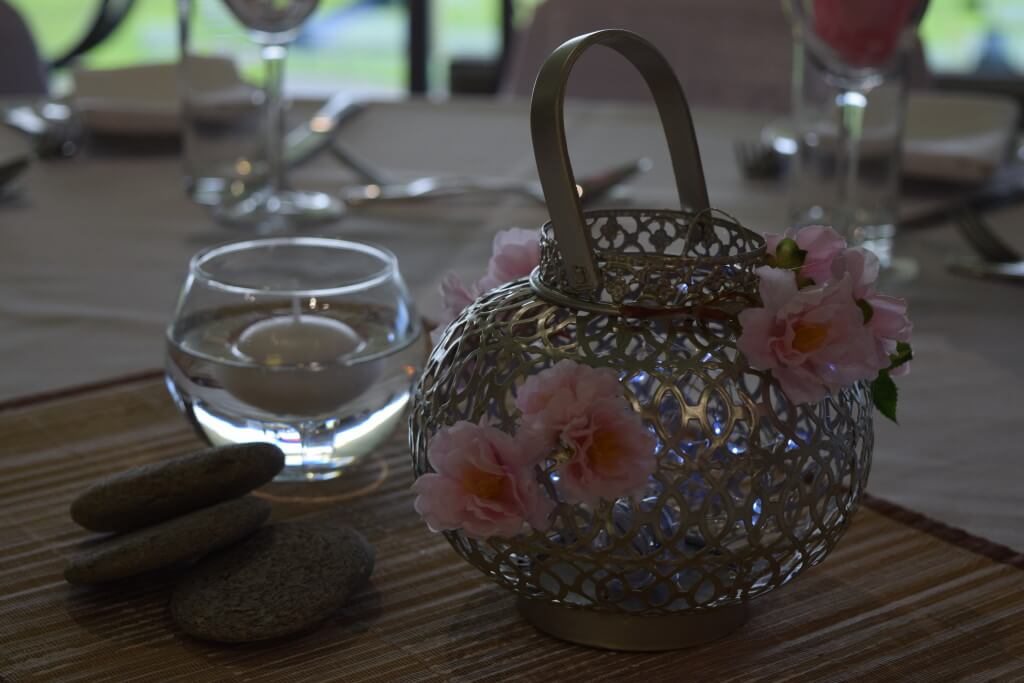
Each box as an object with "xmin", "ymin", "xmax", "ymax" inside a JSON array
[
  {"xmin": 788, "ymin": 0, "xmax": 930, "ymax": 268},
  {"xmin": 215, "ymin": 0, "xmax": 343, "ymax": 231},
  {"xmin": 166, "ymin": 237, "xmax": 423, "ymax": 481}
]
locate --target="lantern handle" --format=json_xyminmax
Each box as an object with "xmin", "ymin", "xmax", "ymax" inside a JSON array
[{"xmin": 531, "ymin": 29, "xmax": 711, "ymax": 294}]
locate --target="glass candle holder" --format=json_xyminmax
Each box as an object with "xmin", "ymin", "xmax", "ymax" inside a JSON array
[{"xmin": 166, "ymin": 237, "xmax": 423, "ymax": 481}]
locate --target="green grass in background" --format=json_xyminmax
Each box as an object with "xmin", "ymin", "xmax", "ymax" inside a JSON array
[
  {"xmin": 10, "ymin": 0, "xmax": 1014, "ymax": 92},
  {"xmin": 10, "ymin": 0, "xmax": 544, "ymax": 93}
]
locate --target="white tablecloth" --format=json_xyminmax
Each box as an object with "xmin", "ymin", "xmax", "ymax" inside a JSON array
[{"xmin": 3, "ymin": 98, "xmax": 1023, "ymax": 550}]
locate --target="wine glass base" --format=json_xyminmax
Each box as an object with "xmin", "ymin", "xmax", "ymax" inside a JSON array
[
  {"xmin": 212, "ymin": 188, "xmax": 343, "ymax": 232},
  {"xmin": 855, "ymin": 233, "xmax": 919, "ymax": 284}
]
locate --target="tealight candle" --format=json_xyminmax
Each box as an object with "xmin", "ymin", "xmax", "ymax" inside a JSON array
[
  {"xmin": 235, "ymin": 314, "xmax": 365, "ymax": 367},
  {"xmin": 216, "ymin": 303, "xmax": 383, "ymax": 416}
]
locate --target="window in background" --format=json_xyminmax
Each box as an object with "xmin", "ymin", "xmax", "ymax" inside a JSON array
[
  {"xmin": 10, "ymin": 0, "xmax": 407, "ymax": 96},
  {"xmin": 919, "ymin": 0, "xmax": 1024, "ymax": 77},
  {"xmin": 12, "ymin": 1, "xmax": 1022, "ymax": 97}
]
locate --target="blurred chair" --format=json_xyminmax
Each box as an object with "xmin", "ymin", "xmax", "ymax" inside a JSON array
[
  {"xmin": 503, "ymin": 0, "xmax": 930, "ymax": 110},
  {"xmin": 0, "ymin": 0, "xmax": 47, "ymax": 96},
  {"xmin": 50, "ymin": 0, "xmax": 136, "ymax": 70},
  {"xmin": 0, "ymin": 0, "xmax": 135, "ymax": 97},
  {"xmin": 503, "ymin": 0, "xmax": 795, "ymax": 111}
]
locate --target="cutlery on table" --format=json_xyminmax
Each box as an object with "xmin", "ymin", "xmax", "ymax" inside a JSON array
[
  {"xmin": 341, "ymin": 158, "xmax": 652, "ymax": 207},
  {"xmin": 0, "ymin": 155, "xmax": 29, "ymax": 199},
  {"xmin": 2, "ymin": 102, "xmax": 81, "ymax": 158},
  {"xmin": 283, "ymin": 92, "xmax": 386, "ymax": 184},
  {"xmin": 952, "ymin": 207, "xmax": 1022, "ymax": 263},
  {"xmin": 901, "ymin": 162, "xmax": 1024, "ymax": 231},
  {"xmin": 947, "ymin": 259, "xmax": 1024, "ymax": 285}
]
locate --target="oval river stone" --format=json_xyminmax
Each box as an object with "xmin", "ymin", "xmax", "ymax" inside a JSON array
[
  {"xmin": 170, "ymin": 523, "xmax": 375, "ymax": 643},
  {"xmin": 70, "ymin": 443, "xmax": 284, "ymax": 533},
  {"xmin": 64, "ymin": 496, "xmax": 271, "ymax": 585}
]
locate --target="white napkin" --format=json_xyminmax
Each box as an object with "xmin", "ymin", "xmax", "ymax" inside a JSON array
[
  {"xmin": 71, "ymin": 58, "xmax": 259, "ymax": 137},
  {"xmin": 902, "ymin": 90, "xmax": 1020, "ymax": 185}
]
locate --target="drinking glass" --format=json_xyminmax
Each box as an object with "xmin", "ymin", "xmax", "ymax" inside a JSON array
[
  {"xmin": 212, "ymin": 0, "xmax": 343, "ymax": 231},
  {"xmin": 177, "ymin": 1, "xmax": 266, "ymax": 207},
  {"xmin": 788, "ymin": 0, "xmax": 929, "ymax": 268},
  {"xmin": 166, "ymin": 237, "xmax": 423, "ymax": 481}
]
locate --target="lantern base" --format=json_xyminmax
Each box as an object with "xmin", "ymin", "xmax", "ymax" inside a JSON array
[{"xmin": 518, "ymin": 598, "xmax": 749, "ymax": 651}]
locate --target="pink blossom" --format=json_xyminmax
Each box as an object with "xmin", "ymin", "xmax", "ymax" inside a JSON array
[
  {"xmin": 832, "ymin": 248, "xmax": 913, "ymax": 373},
  {"xmin": 765, "ymin": 225, "xmax": 847, "ymax": 286},
  {"xmin": 558, "ymin": 400, "xmax": 657, "ymax": 505},
  {"xmin": 413, "ymin": 421, "xmax": 553, "ymax": 539},
  {"xmin": 515, "ymin": 360, "xmax": 656, "ymax": 504},
  {"xmin": 738, "ymin": 266, "xmax": 889, "ymax": 405},
  {"xmin": 477, "ymin": 227, "xmax": 542, "ymax": 293},
  {"xmin": 834, "ymin": 247, "xmax": 879, "ymax": 299},
  {"xmin": 430, "ymin": 272, "xmax": 479, "ymax": 345},
  {"xmin": 515, "ymin": 359, "xmax": 624, "ymax": 444},
  {"xmin": 431, "ymin": 228, "xmax": 541, "ymax": 345}
]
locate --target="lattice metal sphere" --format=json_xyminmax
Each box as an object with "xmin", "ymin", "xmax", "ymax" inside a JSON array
[{"xmin": 409, "ymin": 210, "xmax": 873, "ymax": 649}]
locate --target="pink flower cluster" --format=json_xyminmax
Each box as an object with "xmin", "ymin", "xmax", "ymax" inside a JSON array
[
  {"xmin": 412, "ymin": 422, "xmax": 552, "ymax": 539},
  {"xmin": 413, "ymin": 360, "xmax": 656, "ymax": 539},
  {"xmin": 738, "ymin": 226, "xmax": 912, "ymax": 405},
  {"xmin": 431, "ymin": 227, "xmax": 541, "ymax": 344},
  {"xmin": 516, "ymin": 360, "xmax": 656, "ymax": 506}
]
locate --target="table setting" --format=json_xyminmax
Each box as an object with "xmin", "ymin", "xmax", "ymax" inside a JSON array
[{"xmin": 2, "ymin": 0, "xmax": 1024, "ymax": 680}]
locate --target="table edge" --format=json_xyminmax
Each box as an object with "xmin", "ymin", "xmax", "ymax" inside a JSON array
[{"xmin": 3, "ymin": 370, "xmax": 1021, "ymax": 566}]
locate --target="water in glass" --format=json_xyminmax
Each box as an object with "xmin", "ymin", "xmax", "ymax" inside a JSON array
[{"xmin": 166, "ymin": 237, "xmax": 422, "ymax": 481}]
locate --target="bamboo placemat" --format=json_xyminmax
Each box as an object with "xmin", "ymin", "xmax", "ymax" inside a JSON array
[{"xmin": 2, "ymin": 376, "xmax": 1023, "ymax": 682}]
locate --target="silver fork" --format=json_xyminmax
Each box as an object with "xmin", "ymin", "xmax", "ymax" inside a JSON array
[
  {"xmin": 341, "ymin": 158, "xmax": 652, "ymax": 207},
  {"xmin": 953, "ymin": 207, "xmax": 1022, "ymax": 263}
]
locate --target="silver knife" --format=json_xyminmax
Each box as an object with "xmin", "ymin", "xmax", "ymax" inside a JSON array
[
  {"xmin": 947, "ymin": 259, "xmax": 1024, "ymax": 285},
  {"xmin": 283, "ymin": 92, "xmax": 383, "ymax": 183}
]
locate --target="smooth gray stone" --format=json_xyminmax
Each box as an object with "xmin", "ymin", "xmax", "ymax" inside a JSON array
[
  {"xmin": 64, "ymin": 496, "xmax": 270, "ymax": 585},
  {"xmin": 70, "ymin": 443, "xmax": 284, "ymax": 532},
  {"xmin": 170, "ymin": 523, "xmax": 375, "ymax": 643}
]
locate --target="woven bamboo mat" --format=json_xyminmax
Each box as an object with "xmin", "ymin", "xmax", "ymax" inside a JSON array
[{"xmin": 2, "ymin": 376, "xmax": 1023, "ymax": 682}]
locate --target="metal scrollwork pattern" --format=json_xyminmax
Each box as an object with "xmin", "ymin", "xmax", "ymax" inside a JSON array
[
  {"xmin": 535, "ymin": 209, "xmax": 765, "ymax": 311},
  {"xmin": 409, "ymin": 213, "xmax": 873, "ymax": 617}
]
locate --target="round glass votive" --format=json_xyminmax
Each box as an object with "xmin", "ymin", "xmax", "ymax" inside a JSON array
[{"xmin": 166, "ymin": 237, "xmax": 423, "ymax": 481}]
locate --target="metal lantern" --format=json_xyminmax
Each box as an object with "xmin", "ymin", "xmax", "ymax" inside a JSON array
[{"xmin": 409, "ymin": 30, "xmax": 873, "ymax": 651}]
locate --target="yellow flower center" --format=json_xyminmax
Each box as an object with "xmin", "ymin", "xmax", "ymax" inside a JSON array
[
  {"xmin": 462, "ymin": 467, "xmax": 507, "ymax": 500},
  {"xmin": 792, "ymin": 322, "xmax": 830, "ymax": 353},
  {"xmin": 588, "ymin": 429, "xmax": 623, "ymax": 474}
]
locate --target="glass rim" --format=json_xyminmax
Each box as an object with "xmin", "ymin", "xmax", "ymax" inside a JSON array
[{"xmin": 190, "ymin": 237, "xmax": 399, "ymax": 296}]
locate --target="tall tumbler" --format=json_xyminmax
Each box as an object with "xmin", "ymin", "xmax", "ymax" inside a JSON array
[
  {"xmin": 177, "ymin": 0, "xmax": 267, "ymax": 207},
  {"xmin": 788, "ymin": 0, "xmax": 929, "ymax": 271}
]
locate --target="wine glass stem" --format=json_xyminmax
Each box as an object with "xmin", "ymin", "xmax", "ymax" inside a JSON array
[
  {"xmin": 835, "ymin": 89, "xmax": 867, "ymax": 243},
  {"xmin": 262, "ymin": 42, "xmax": 288, "ymax": 195}
]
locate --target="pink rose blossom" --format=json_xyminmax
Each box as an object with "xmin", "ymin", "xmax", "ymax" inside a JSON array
[
  {"xmin": 558, "ymin": 400, "xmax": 657, "ymax": 505},
  {"xmin": 515, "ymin": 360, "xmax": 656, "ymax": 504},
  {"xmin": 431, "ymin": 272, "xmax": 480, "ymax": 344},
  {"xmin": 413, "ymin": 421, "xmax": 553, "ymax": 539},
  {"xmin": 738, "ymin": 266, "xmax": 889, "ymax": 405},
  {"xmin": 832, "ymin": 248, "xmax": 913, "ymax": 374},
  {"xmin": 765, "ymin": 225, "xmax": 847, "ymax": 286},
  {"xmin": 477, "ymin": 227, "xmax": 542, "ymax": 293},
  {"xmin": 515, "ymin": 359, "xmax": 624, "ymax": 444},
  {"xmin": 431, "ymin": 228, "xmax": 541, "ymax": 345}
]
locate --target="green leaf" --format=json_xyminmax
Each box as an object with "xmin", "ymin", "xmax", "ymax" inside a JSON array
[
  {"xmin": 871, "ymin": 371, "xmax": 899, "ymax": 423},
  {"xmin": 767, "ymin": 238, "xmax": 808, "ymax": 271},
  {"xmin": 889, "ymin": 341, "xmax": 913, "ymax": 370},
  {"xmin": 856, "ymin": 298, "xmax": 874, "ymax": 324}
]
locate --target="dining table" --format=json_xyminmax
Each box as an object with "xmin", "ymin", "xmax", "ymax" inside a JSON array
[{"xmin": 2, "ymin": 96, "xmax": 1023, "ymax": 681}]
